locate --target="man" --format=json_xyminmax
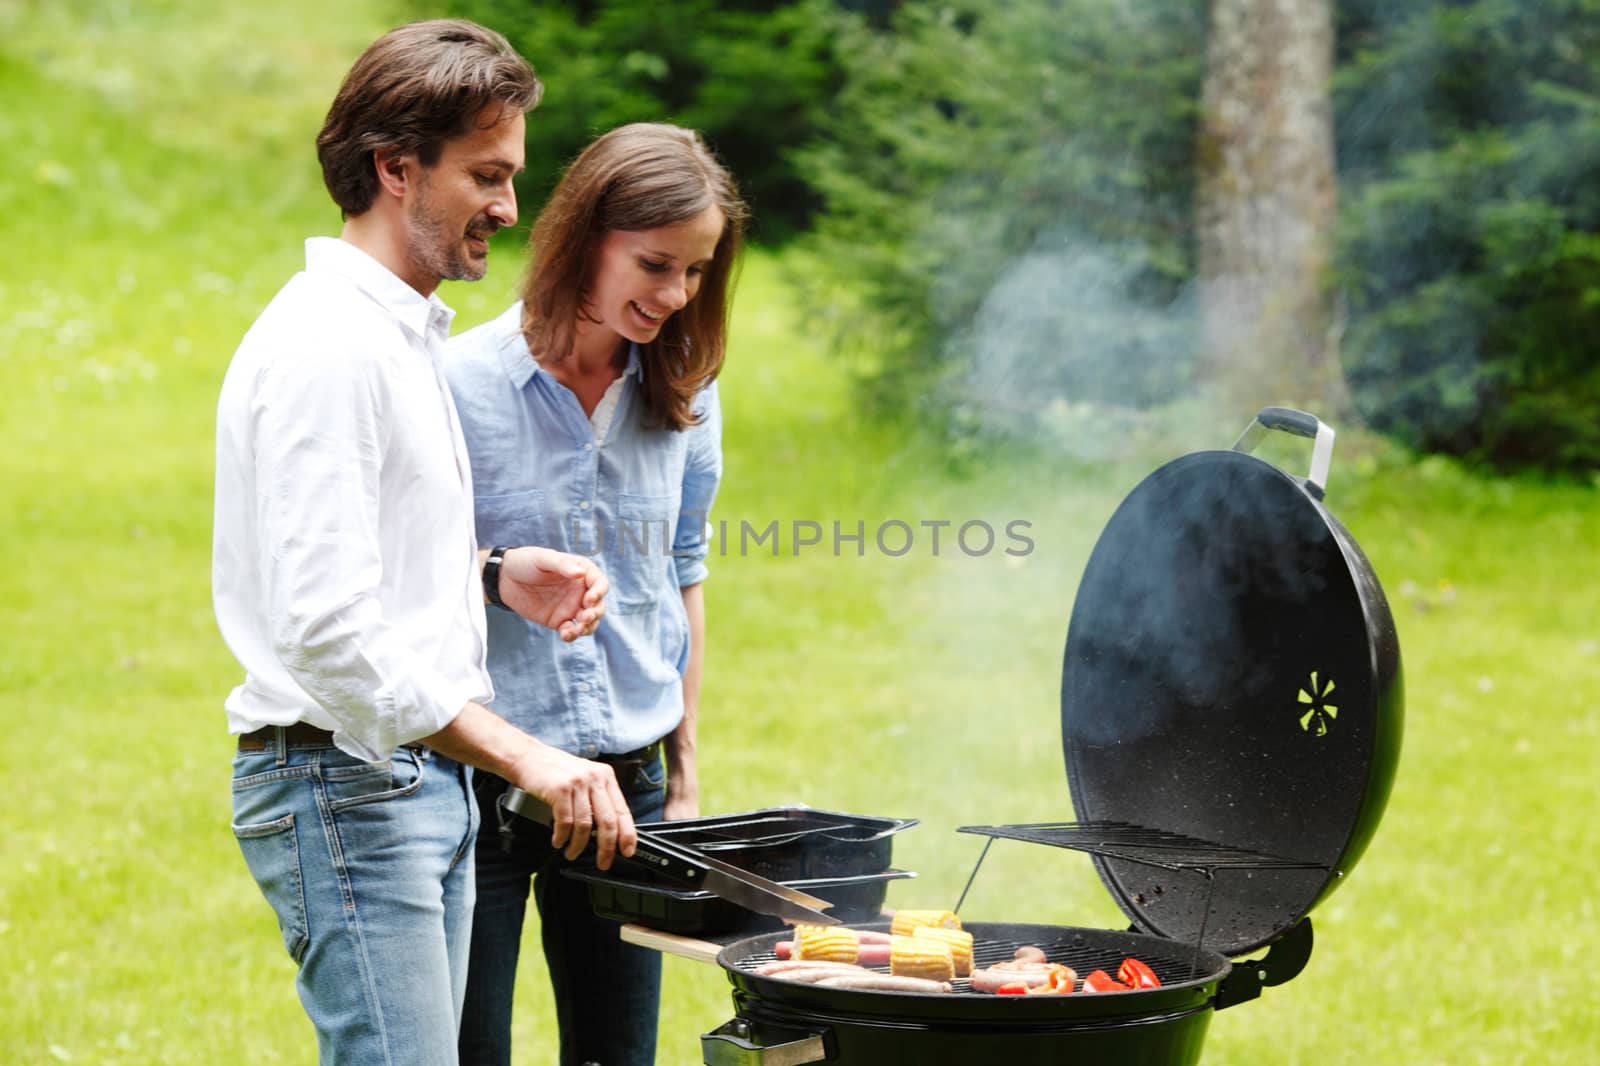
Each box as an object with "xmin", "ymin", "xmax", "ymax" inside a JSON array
[{"xmin": 212, "ymin": 20, "xmax": 636, "ymax": 1064}]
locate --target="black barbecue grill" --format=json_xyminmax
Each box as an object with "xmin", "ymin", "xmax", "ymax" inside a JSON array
[{"xmin": 691, "ymin": 408, "xmax": 1403, "ymax": 1065}]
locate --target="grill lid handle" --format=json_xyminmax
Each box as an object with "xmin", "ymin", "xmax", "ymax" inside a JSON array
[
  {"xmin": 1214, "ymin": 916, "xmax": 1315, "ymax": 1011},
  {"xmin": 1231, "ymin": 406, "xmax": 1336, "ymax": 499}
]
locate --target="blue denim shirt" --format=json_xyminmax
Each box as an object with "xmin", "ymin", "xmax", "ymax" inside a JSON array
[{"xmin": 445, "ymin": 302, "xmax": 722, "ymax": 756}]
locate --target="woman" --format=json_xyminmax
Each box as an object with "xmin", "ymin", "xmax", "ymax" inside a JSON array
[{"xmin": 446, "ymin": 123, "xmax": 747, "ymax": 1066}]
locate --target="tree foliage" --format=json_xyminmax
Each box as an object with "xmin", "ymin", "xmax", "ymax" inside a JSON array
[
  {"xmin": 1334, "ymin": 0, "xmax": 1600, "ymax": 472},
  {"xmin": 791, "ymin": 0, "xmax": 1207, "ymax": 433},
  {"xmin": 430, "ymin": 0, "xmax": 841, "ymax": 242},
  {"xmin": 431, "ymin": 0, "xmax": 1600, "ymax": 472}
]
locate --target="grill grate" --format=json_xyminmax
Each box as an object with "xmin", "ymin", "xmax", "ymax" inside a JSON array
[
  {"xmin": 733, "ymin": 930, "xmax": 1220, "ymax": 990},
  {"xmin": 956, "ymin": 821, "xmax": 1327, "ymax": 873}
]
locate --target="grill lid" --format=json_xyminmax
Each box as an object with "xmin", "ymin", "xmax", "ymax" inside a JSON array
[{"xmin": 1059, "ymin": 408, "xmax": 1403, "ymax": 956}]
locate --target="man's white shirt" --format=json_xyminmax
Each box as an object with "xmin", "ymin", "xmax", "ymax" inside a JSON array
[{"xmin": 213, "ymin": 237, "xmax": 492, "ymax": 761}]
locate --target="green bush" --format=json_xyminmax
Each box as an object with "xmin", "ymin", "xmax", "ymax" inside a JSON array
[
  {"xmin": 791, "ymin": 0, "xmax": 1207, "ymax": 435},
  {"xmin": 428, "ymin": 0, "xmax": 841, "ymax": 242},
  {"xmin": 1334, "ymin": 0, "xmax": 1600, "ymax": 472}
]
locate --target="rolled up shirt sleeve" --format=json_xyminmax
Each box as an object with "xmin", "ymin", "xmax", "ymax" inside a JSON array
[
  {"xmin": 674, "ymin": 381, "xmax": 723, "ymax": 588},
  {"xmin": 253, "ymin": 346, "xmax": 467, "ymax": 760}
]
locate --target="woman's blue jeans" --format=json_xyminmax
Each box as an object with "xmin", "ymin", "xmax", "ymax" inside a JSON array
[
  {"xmin": 231, "ymin": 734, "xmax": 479, "ymax": 1065},
  {"xmin": 457, "ymin": 754, "xmax": 667, "ymax": 1066}
]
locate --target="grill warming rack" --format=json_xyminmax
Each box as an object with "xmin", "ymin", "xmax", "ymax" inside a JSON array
[
  {"xmin": 952, "ymin": 821, "xmax": 1329, "ymax": 976},
  {"xmin": 955, "ymin": 821, "xmax": 1327, "ymax": 876}
]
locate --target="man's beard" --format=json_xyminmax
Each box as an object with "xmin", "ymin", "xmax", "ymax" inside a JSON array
[{"xmin": 407, "ymin": 177, "xmax": 493, "ymax": 284}]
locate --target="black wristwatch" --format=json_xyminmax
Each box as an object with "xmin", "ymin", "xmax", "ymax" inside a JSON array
[{"xmin": 483, "ymin": 545, "xmax": 512, "ymax": 609}]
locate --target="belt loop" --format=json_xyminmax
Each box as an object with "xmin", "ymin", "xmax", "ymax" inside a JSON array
[{"xmin": 274, "ymin": 725, "xmax": 287, "ymax": 766}]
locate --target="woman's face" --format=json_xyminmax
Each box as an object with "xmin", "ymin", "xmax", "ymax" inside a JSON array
[{"xmin": 583, "ymin": 205, "xmax": 725, "ymax": 347}]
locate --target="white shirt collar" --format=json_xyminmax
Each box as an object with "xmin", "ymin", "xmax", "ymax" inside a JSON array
[{"xmin": 305, "ymin": 237, "xmax": 455, "ymax": 343}]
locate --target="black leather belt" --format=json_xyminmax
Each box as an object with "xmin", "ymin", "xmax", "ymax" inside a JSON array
[
  {"xmin": 238, "ymin": 722, "xmax": 337, "ymax": 751},
  {"xmin": 596, "ymin": 742, "xmax": 661, "ymax": 790},
  {"xmin": 238, "ymin": 723, "xmax": 425, "ymax": 752}
]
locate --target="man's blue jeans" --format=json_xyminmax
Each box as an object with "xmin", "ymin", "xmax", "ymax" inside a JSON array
[
  {"xmin": 231, "ymin": 732, "xmax": 479, "ymax": 1065},
  {"xmin": 458, "ymin": 754, "xmax": 666, "ymax": 1066}
]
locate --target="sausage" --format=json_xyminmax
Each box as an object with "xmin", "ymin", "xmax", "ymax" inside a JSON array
[
  {"xmin": 856, "ymin": 943, "xmax": 891, "ymax": 967},
  {"xmin": 755, "ymin": 960, "xmax": 868, "ymax": 978},
  {"xmin": 985, "ymin": 962, "xmax": 1053, "ymax": 976},
  {"xmin": 769, "ymin": 968, "xmax": 866, "ymax": 985},
  {"xmin": 969, "ymin": 967, "xmax": 1053, "ymax": 993},
  {"xmin": 988, "ymin": 960, "xmax": 1058, "ymax": 974},
  {"xmin": 1013, "ymin": 945, "xmax": 1048, "ymax": 964},
  {"xmin": 816, "ymin": 974, "xmax": 953, "ymax": 994}
]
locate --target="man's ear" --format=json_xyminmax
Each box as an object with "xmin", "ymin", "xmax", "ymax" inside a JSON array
[{"xmin": 372, "ymin": 147, "xmax": 413, "ymax": 201}]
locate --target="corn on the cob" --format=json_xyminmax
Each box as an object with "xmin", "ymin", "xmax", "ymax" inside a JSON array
[
  {"xmin": 889, "ymin": 909, "xmax": 962, "ymax": 938},
  {"xmin": 912, "ymin": 926, "xmax": 974, "ymax": 977},
  {"xmin": 889, "ymin": 934, "xmax": 955, "ymax": 982},
  {"xmin": 792, "ymin": 924, "xmax": 859, "ymax": 964}
]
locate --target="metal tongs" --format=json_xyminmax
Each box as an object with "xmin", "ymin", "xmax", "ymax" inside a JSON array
[{"xmin": 500, "ymin": 787, "xmax": 840, "ymax": 926}]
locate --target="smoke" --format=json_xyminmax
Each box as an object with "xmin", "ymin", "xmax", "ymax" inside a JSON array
[{"xmin": 954, "ymin": 227, "xmax": 1203, "ymax": 461}]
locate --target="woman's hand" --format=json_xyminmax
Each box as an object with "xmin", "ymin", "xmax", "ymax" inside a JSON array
[{"xmin": 497, "ymin": 546, "xmax": 608, "ymax": 640}]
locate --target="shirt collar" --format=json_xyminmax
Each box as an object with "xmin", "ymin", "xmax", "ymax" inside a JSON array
[
  {"xmin": 497, "ymin": 300, "xmax": 642, "ymax": 388},
  {"xmin": 496, "ymin": 302, "xmax": 539, "ymax": 388},
  {"xmin": 622, "ymin": 343, "xmax": 643, "ymax": 379},
  {"xmin": 305, "ymin": 237, "xmax": 455, "ymax": 342}
]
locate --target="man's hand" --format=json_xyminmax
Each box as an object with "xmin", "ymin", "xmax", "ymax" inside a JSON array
[
  {"xmin": 510, "ymin": 744, "xmax": 638, "ymax": 868},
  {"xmin": 497, "ymin": 546, "xmax": 607, "ymax": 641},
  {"xmin": 423, "ymin": 703, "xmax": 636, "ymax": 869}
]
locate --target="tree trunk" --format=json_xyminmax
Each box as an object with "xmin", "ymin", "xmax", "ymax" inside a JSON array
[{"xmin": 1197, "ymin": 0, "xmax": 1349, "ymax": 418}]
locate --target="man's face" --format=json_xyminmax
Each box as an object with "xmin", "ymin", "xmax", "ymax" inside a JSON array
[{"xmin": 404, "ymin": 106, "xmax": 525, "ymax": 290}]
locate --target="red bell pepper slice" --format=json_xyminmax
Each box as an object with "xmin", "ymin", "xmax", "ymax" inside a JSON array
[
  {"xmin": 1117, "ymin": 957, "xmax": 1161, "ymax": 989},
  {"xmin": 1081, "ymin": 969, "xmax": 1131, "ymax": 993},
  {"xmin": 996, "ymin": 981, "xmax": 1030, "ymax": 994}
]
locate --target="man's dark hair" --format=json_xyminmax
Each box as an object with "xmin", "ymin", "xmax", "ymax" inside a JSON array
[{"xmin": 316, "ymin": 19, "xmax": 541, "ymax": 218}]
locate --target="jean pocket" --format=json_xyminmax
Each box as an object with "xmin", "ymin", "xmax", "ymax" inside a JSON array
[
  {"xmin": 325, "ymin": 747, "xmax": 425, "ymax": 813},
  {"xmin": 232, "ymin": 813, "xmax": 310, "ymax": 962},
  {"xmin": 632, "ymin": 754, "xmax": 667, "ymax": 794}
]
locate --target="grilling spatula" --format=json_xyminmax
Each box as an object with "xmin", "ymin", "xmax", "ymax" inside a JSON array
[{"xmin": 500, "ymin": 787, "xmax": 841, "ymax": 926}]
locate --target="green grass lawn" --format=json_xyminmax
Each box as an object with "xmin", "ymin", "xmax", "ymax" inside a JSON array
[{"xmin": 4, "ymin": 2, "xmax": 1598, "ymax": 1063}]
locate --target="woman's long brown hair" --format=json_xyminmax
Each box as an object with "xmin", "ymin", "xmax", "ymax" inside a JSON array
[{"xmin": 520, "ymin": 123, "xmax": 747, "ymax": 430}]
